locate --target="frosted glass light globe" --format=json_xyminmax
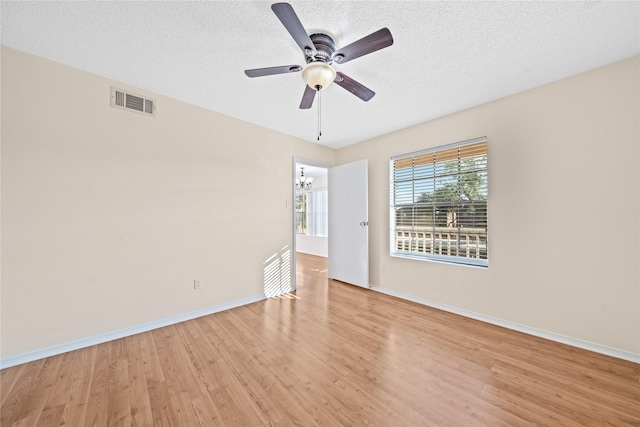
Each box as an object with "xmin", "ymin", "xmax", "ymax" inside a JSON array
[{"xmin": 302, "ymin": 62, "xmax": 336, "ymax": 90}]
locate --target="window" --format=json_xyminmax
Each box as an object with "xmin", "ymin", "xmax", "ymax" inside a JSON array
[
  {"xmin": 295, "ymin": 193, "xmax": 307, "ymax": 234},
  {"xmin": 296, "ymin": 188, "xmax": 328, "ymax": 236},
  {"xmin": 307, "ymin": 188, "xmax": 328, "ymax": 237},
  {"xmin": 390, "ymin": 137, "xmax": 488, "ymax": 267}
]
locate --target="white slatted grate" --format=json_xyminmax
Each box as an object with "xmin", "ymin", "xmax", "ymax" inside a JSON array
[{"xmin": 110, "ymin": 87, "xmax": 155, "ymax": 116}]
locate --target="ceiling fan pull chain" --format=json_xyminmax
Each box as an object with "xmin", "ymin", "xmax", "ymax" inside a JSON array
[{"xmin": 317, "ymin": 85, "xmax": 322, "ymax": 141}]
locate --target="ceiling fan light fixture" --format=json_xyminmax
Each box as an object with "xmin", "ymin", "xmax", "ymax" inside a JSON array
[{"xmin": 302, "ymin": 62, "xmax": 336, "ymax": 90}]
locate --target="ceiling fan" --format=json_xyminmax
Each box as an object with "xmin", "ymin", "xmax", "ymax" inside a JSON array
[{"xmin": 244, "ymin": 2, "xmax": 394, "ymax": 110}]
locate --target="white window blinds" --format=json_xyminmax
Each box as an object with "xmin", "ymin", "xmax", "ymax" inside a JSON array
[{"xmin": 390, "ymin": 137, "xmax": 488, "ymax": 267}]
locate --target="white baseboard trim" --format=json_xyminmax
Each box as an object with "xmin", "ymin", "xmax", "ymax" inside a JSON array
[
  {"xmin": 1, "ymin": 294, "xmax": 267, "ymax": 369},
  {"xmin": 373, "ymin": 286, "xmax": 640, "ymax": 364}
]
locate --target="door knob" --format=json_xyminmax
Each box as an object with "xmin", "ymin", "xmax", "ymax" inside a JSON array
[{"xmin": 360, "ymin": 221, "xmax": 368, "ymax": 226}]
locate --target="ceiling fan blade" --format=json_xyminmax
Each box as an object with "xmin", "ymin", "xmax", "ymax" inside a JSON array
[
  {"xmin": 333, "ymin": 28, "xmax": 393, "ymax": 64},
  {"xmin": 271, "ymin": 3, "xmax": 316, "ymax": 56},
  {"xmin": 334, "ymin": 72, "xmax": 375, "ymax": 101},
  {"xmin": 244, "ymin": 65, "xmax": 302, "ymax": 78},
  {"xmin": 299, "ymin": 85, "xmax": 316, "ymax": 109}
]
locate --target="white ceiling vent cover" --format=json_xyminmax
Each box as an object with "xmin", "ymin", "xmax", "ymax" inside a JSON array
[{"xmin": 110, "ymin": 87, "xmax": 155, "ymax": 116}]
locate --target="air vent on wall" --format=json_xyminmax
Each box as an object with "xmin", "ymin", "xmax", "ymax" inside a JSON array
[{"xmin": 110, "ymin": 87, "xmax": 155, "ymax": 116}]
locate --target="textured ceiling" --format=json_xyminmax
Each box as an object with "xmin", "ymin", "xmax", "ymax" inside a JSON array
[{"xmin": 1, "ymin": 1, "xmax": 639, "ymax": 149}]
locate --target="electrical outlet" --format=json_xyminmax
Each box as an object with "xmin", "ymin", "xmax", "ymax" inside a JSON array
[{"xmin": 194, "ymin": 279, "xmax": 202, "ymax": 290}]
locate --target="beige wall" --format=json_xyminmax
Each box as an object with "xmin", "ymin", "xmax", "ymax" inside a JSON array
[
  {"xmin": 2, "ymin": 45, "xmax": 638, "ymax": 361},
  {"xmin": 336, "ymin": 56, "xmax": 640, "ymax": 355},
  {"xmin": 1, "ymin": 46, "xmax": 334, "ymax": 358}
]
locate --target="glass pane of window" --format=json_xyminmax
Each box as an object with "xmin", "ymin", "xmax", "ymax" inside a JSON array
[
  {"xmin": 295, "ymin": 193, "xmax": 307, "ymax": 234},
  {"xmin": 394, "ymin": 180, "xmax": 413, "ymax": 205}
]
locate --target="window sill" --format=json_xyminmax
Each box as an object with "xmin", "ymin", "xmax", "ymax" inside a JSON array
[{"xmin": 390, "ymin": 252, "xmax": 488, "ymax": 269}]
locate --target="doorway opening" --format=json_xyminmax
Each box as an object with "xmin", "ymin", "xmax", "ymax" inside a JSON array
[{"xmin": 292, "ymin": 158, "xmax": 329, "ymax": 291}]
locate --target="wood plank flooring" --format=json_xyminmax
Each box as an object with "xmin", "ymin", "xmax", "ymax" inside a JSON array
[{"xmin": 2, "ymin": 252, "xmax": 639, "ymax": 426}]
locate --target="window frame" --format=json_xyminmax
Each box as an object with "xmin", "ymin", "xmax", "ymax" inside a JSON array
[
  {"xmin": 295, "ymin": 187, "xmax": 328, "ymax": 237},
  {"xmin": 306, "ymin": 187, "xmax": 328, "ymax": 237},
  {"xmin": 389, "ymin": 136, "xmax": 488, "ymax": 268}
]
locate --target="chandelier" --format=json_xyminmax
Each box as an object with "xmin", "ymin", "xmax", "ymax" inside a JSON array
[{"xmin": 296, "ymin": 167, "xmax": 313, "ymax": 191}]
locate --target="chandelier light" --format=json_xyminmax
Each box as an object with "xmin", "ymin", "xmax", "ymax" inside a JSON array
[{"xmin": 296, "ymin": 167, "xmax": 313, "ymax": 191}]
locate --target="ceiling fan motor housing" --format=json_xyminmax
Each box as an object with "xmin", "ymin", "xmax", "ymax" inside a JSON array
[{"xmin": 306, "ymin": 33, "xmax": 336, "ymax": 64}]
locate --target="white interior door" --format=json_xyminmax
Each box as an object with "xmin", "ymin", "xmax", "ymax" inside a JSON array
[{"xmin": 329, "ymin": 159, "xmax": 369, "ymax": 288}]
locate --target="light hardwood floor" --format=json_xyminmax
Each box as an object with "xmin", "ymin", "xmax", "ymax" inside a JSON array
[{"xmin": 2, "ymin": 252, "xmax": 639, "ymax": 426}]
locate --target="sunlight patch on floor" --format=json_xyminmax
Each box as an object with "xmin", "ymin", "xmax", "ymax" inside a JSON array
[{"xmin": 268, "ymin": 292, "xmax": 301, "ymax": 300}]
